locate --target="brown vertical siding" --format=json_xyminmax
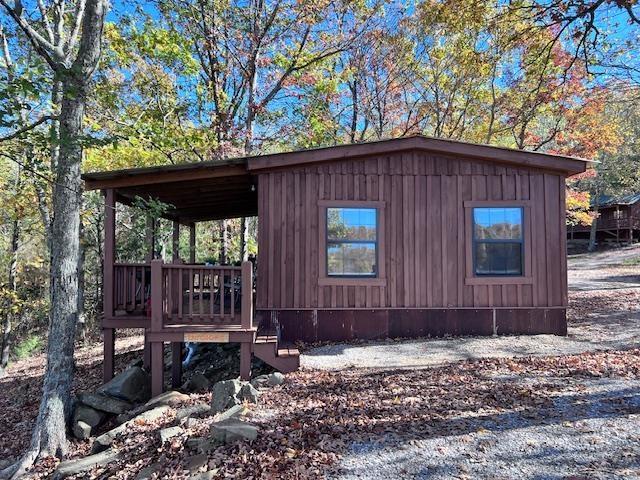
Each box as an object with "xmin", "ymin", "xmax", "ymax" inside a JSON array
[{"xmin": 256, "ymin": 152, "xmax": 568, "ymax": 310}]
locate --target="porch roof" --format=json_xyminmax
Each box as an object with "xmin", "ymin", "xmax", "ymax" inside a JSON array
[{"xmin": 82, "ymin": 135, "xmax": 592, "ymax": 222}]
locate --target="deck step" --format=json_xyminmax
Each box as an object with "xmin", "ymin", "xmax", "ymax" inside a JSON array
[{"xmin": 253, "ymin": 336, "xmax": 300, "ymax": 373}]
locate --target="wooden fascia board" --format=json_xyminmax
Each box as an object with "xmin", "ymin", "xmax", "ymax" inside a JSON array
[
  {"xmin": 246, "ymin": 137, "xmax": 589, "ymax": 175},
  {"xmin": 83, "ymin": 164, "xmax": 249, "ymax": 190}
]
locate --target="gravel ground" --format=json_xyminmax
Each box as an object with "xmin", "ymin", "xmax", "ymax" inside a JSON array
[{"xmin": 335, "ymin": 377, "xmax": 640, "ymax": 480}]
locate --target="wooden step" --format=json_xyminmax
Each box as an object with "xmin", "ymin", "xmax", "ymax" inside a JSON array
[{"xmin": 253, "ymin": 338, "xmax": 300, "ymax": 373}]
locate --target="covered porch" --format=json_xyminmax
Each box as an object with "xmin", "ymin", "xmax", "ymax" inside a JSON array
[{"xmin": 83, "ymin": 159, "xmax": 298, "ymax": 397}]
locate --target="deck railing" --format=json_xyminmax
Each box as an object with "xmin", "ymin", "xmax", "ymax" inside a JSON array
[
  {"xmin": 114, "ymin": 263, "xmax": 151, "ymax": 313},
  {"xmin": 112, "ymin": 260, "xmax": 253, "ymax": 331}
]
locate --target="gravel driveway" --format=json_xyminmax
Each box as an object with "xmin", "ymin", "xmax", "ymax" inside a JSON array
[{"xmin": 335, "ymin": 377, "xmax": 640, "ymax": 480}]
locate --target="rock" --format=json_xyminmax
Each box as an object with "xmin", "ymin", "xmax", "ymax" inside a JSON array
[
  {"xmin": 98, "ymin": 366, "xmax": 151, "ymax": 403},
  {"xmin": 250, "ymin": 374, "xmax": 270, "ymax": 389},
  {"xmin": 209, "ymin": 418, "xmax": 258, "ymax": 444},
  {"xmin": 159, "ymin": 426, "xmax": 184, "ymax": 443},
  {"xmin": 213, "ymin": 404, "xmax": 244, "ymax": 422},
  {"xmin": 135, "ymin": 463, "xmax": 162, "ymax": 480},
  {"xmin": 182, "ymin": 372, "xmax": 210, "ymax": 393},
  {"xmin": 189, "ymin": 473, "xmax": 215, "ymax": 480},
  {"xmin": 79, "ymin": 392, "xmax": 133, "ymax": 414},
  {"xmin": 238, "ymin": 383, "xmax": 259, "ymax": 404},
  {"xmin": 185, "ymin": 453, "xmax": 208, "ymax": 473},
  {"xmin": 175, "ymin": 403, "xmax": 210, "ymax": 423},
  {"xmin": 73, "ymin": 420, "xmax": 92, "ymax": 440},
  {"xmin": 183, "ymin": 417, "xmax": 200, "ymax": 429},
  {"xmin": 53, "ymin": 449, "xmax": 121, "ymax": 479},
  {"xmin": 145, "ymin": 390, "xmax": 190, "ymax": 409},
  {"xmin": 267, "ymin": 372, "xmax": 285, "ymax": 386},
  {"xmin": 210, "ymin": 379, "xmax": 242, "ymax": 413},
  {"xmin": 73, "ymin": 404, "xmax": 106, "ymax": 427},
  {"xmin": 92, "ymin": 405, "xmax": 171, "ymax": 453}
]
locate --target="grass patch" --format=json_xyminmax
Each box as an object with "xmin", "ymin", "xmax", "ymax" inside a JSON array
[
  {"xmin": 622, "ymin": 256, "xmax": 640, "ymax": 266},
  {"xmin": 13, "ymin": 335, "xmax": 43, "ymax": 360}
]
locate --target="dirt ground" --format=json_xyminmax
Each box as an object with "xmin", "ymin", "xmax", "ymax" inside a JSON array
[{"xmin": 0, "ymin": 246, "xmax": 638, "ymax": 479}]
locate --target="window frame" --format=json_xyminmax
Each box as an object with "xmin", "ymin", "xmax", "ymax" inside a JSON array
[
  {"xmin": 472, "ymin": 206, "xmax": 524, "ymax": 277},
  {"xmin": 464, "ymin": 200, "xmax": 533, "ymax": 286},
  {"xmin": 318, "ymin": 200, "xmax": 386, "ymax": 287}
]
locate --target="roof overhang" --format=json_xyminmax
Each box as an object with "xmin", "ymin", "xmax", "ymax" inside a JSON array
[{"xmin": 82, "ymin": 136, "xmax": 592, "ymax": 223}]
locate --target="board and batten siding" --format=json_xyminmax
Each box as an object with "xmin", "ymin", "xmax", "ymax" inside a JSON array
[{"xmin": 255, "ymin": 151, "xmax": 568, "ymax": 311}]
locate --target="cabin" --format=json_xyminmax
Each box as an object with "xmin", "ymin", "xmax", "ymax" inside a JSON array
[
  {"xmin": 83, "ymin": 135, "xmax": 589, "ymax": 396},
  {"xmin": 568, "ymin": 193, "xmax": 640, "ymax": 245}
]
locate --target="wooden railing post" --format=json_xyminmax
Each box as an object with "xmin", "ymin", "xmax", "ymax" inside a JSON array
[
  {"xmin": 103, "ymin": 189, "xmax": 116, "ymax": 382},
  {"xmin": 241, "ymin": 261, "xmax": 253, "ymax": 329},
  {"xmin": 150, "ymin": 259, "xmax": 164, "ymax": 332}
]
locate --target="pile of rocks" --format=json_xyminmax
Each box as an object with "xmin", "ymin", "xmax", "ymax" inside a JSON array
[
  {"xmin": 57, "ymin": 369, "xmax": 287, "ymax": 479},
  {"xmin": 178, "ymin": 343, "xmax": 276, "ymax": 392},
  {"xmin": 72, "ymin": 366, "xmax": 151, "ymax": 439}
]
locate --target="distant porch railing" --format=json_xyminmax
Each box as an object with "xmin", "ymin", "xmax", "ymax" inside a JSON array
[{"xmin": 112, "ymin": 260, "xmax": 253, "ymax": 330}]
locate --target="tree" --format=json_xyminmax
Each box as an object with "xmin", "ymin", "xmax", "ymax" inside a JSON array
[{"xmin": 0, "ymin": 0, "xmax": 108, "ymax": 476}]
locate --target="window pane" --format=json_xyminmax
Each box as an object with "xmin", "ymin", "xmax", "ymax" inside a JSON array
[
  {"xmin": 327, "ymin": 208, "xmax": 376, "ymax": 241},
  {"xmin": 327, "ymin": 242, "xmax": 376, "ymax": 276},
  {"xmin": 474, "ymin": 207, "xmax": 522, "ymax": 239},
  {"xmin": 475, "ymin": 242, "xmax": 522, "ymax": 275}
]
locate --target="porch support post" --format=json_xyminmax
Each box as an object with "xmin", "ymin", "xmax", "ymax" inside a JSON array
[
  {"xmin": 145, "ymin": 216, "xmax": 156, "ymax": 262},
  {"xmin": 240, "ymin": 342, "xmax": 251, "ymax": 380},
  {"xmin": 241, "ymin": 261, "xmax": 253, "ymax": 329},
  {"xmin": 103, "ymin": 188, "xmax": 116, "ymax": 382},
  {"xmin": 151, "ymin": 341, "xmax": 164, "ymax": 398},
  {"xmin": 171, "ymin": 342, "xmax": 182, "ymax": 389},
  {"xmin": 150, "ymin": 259, "xmax": 164, "ymax": 396},
  {"xmin": 143, "ymin": 330, "xmax": 151, "ymax": 370},
  {"xmin": 172, "ymin": 221, "xmax": 180, "ymax": 262},
  {"xmin": 189, "ymin": 222, "xmax": 196, "ymax": 263}
]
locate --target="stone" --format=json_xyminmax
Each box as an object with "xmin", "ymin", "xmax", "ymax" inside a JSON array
[
  {"xmin": 183, "ymin": 417, "xmax": 200, "ymax": 429},
  {"xmin": 53, "ymin": 449, "xmax": 121, "ymax": 479},
  {"xmin": 182, "ymin": 372, "xmax": 210, "ymax": 393},
  {"xmin": 267, "ymin": 372, "xmax": 285, "ymax": 386},
  {"xmin": 79, "ymin": 392, "xmax": 133, "ymax": 414},
  {"xmin": 135, "ymin": 463, "xmax": 162, "ymax": 480},
  {"xmin": 175, "ymin": 403, "xmax": 210, "ymax": 423},
  {"xmin": 185, "ymin": 453, "xmax": 208, "ymax": 473},
  {"xmin": 209, "ymin": 418, "xmax": 258, "ymax": 444},
  {"xmin": 98, "ymin": 366, "xmax": 151, "ymax": 403},
  {"xmin": 213, "ymin": 404, "xmax": 244, "ymax": 422},
  {"xmin": 250, "ymin": 374, "xmax": 270, "ymax": 389},
  {"xmin": 72, "ymin": 420, "xmax": 92, "ymax": 440},
  {"xmin": 72, "ymin": 405, "xmax": 106, "ymax": 430},
  {"xmin": 92, "ymin": 405, "xmax": 171, "ymax": 453},
  {"xmin": 210, "ymin": 379, "xmax": 242, "ymax": 413},
  {"xmin": 238, "ymin": 383, "xmax": 259, "ymax": 404},
  {"xmin": 145, "ymin": 390, "xmax": 190, "ymax": 409},
  {"xmin": 189, "ymin": 473, "xmax": 215, "ymax": 480},
  {"xmin": 159, "ymin": 426, "xmax": 184, "ymax": 443}
]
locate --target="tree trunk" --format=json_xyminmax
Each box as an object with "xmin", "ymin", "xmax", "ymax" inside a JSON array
[
  {"xmin": 219, "ymin": 220, "xmax": 228, "ymax": 264},
  {"xmin": 0, "ymin": 168, "xmax": 21, "ymax": 377},
  {"xmin": 588, "ymin": 203, "xmax": 599, "ymax": 252},
  {"xmin": 240, "ymin": 217, "xmax": 248, "ymax": 261},
  {"xmin": 2, "ymin": 75, "xmax": 85, "ymax": 479},
  {"xmin": 77, "ymin": 217, "xmax": 87, "ymax": 343}
]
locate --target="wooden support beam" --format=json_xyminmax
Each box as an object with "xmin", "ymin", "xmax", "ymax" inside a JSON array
[
  {"xmin": 103, "ymin": 328, "xmax": 115, "ymax": 383},
  {"xmin": 171, "ymin": 342, "xmax": 182, "ymax": 389},
  {"xmin": 150, "ymin": 260, "xmax": 163, "ymax": 332},
  {"xmin": 240, "ymin": 342, "xmax": 252, "ymax": 380},
  {"xmin": 151, "ymin": 342, "xmax": 164, "ymax": 397},
  {"xmin": 103, "ymin": 189, "xmax": 116, "ymax": 383},
  {"xmin": 172, "ymin": 221, "xmax": 180, "ymax": 262},
  {"xmin": 241, "ymin": 261, "xmax": 253, "ymax": 329},
  {"xmin": 189, "ymin": 222, "xmax": 196, "ymax": 264}
]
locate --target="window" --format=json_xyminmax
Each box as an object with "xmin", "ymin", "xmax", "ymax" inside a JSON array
[
  {"xmin": 473, "ymin": 207, "xmax": 523, "ymax": 276},
  {"xmin": 326, "ymin": 207, "xmax": 377, "ymax": 277}
]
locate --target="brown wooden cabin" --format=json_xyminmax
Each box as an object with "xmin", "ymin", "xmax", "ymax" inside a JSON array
[
  {"xmin": 568, "ymin": 193, "xmax": 640, "ymax": 244},
  {"xmin": 83, "ymin": 135, "xmax": 589, "ymax": 396}
]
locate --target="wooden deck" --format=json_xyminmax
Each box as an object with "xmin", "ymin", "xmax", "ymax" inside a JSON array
[{"xmin": 100, "ymin": 189, "xmax": 298, "ymax": 397}]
